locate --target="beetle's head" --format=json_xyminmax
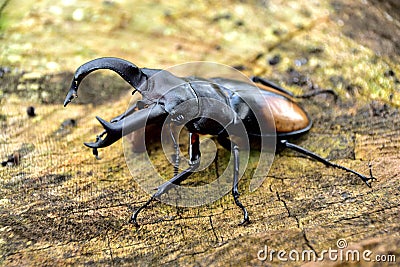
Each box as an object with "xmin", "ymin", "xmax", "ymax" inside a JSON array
[{"xmin": 139, "ymin": 69, "xmax": 203, "ymax": 125}]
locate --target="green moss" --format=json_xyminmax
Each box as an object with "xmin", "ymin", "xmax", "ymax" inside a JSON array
[{"xmin": 0, "ymin": 4, "xmax": 9, "ymax": 32}]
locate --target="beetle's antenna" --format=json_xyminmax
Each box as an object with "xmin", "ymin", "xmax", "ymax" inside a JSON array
[
  {"xmin": 280, "ymin": 140, "xmax": 377, "ymax": 187},
  {"xmin": 110, "ymin": 103, "xmax": 138, "ymax": 123}
]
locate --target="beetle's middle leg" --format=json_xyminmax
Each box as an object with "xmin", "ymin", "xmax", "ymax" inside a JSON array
[
  {"xmin": 217, "ymin": 135, "xmax": 250, "ymax": 224},
  {"xmin": 252, "ymin": 76, "xmax": 337, "ymax": 100},
  {"xmin": 232, "ymin": 143, "xmax": 250, "ymax": 225},
  {"xmin": 130, "ymin": 133, "xmax": 201, "ymax": 226},
  {"xmin": 251, "ymin": 76, "xmax": 295, "ymax": 96}
]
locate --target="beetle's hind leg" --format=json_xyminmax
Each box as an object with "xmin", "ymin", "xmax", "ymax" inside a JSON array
[
  {"xmin": 251, "ymin": 76, "xmax": 337, "ymax": 101},
  {"xmin": 280, "ymin": 140, "xmax": 377, "ymax": 187},
  {"xmin": 251, "ymin": 76, "xmax": 295, "ymax": 96}
]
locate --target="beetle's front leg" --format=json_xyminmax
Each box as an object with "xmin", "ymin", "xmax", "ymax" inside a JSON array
[{"xmin": 130, "ymin": 133, "xmax": 201, "ymax": 227}]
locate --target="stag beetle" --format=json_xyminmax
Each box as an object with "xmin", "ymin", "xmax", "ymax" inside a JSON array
[{"xmin": 64, "ymin": 57, "xmax": 376, "ymax": 226}]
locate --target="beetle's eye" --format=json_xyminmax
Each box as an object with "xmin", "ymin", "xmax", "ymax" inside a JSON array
[{"xmin": 137, "ymin": 101, "xmax": 148, "ymax": 110}]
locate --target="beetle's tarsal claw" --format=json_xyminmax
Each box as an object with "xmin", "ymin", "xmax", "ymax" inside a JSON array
[
  {"xmin": 239, "ymin": 218, "xmax": 250, "ymax": 226},
  {"xmin": 362, "ymin": 163, "xmax": 377, "ymax": 187},
  {"xmin": 365, "ymin": 177, "xmax": 377, "ymax": 188},
  {"xmin": 368, "ymin": 162, "xmax": 376, "ymax": 180},
  {"xmin": 129, "ymin": 197, "xmax": 154, "ymax": 227},
  {"xmin": 129, "ymin": 214, "xmax": 140, "ymax": 228}
]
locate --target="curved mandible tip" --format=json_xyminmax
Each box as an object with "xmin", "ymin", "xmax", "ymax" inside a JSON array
[{"xmin": 63, "ymin": 87, "xmax": 78, "ymax": 107}]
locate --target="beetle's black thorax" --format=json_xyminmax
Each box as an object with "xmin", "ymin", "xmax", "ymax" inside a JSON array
[{"xmin": 160, "ymin": 79, "xmax": 238, "ymax": 135}]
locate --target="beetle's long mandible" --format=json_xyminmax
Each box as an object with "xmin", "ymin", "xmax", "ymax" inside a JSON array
[
  {"xmin": 84, "ymin": 105, "xmax": 167, "ymax": 149},
  {"xmin": 63, "ymin": 57, "xmax": 168, "ymax": 149},
  {"xmin": 63, "ymin": 57, "xmax": 147, "ymax": 107}
]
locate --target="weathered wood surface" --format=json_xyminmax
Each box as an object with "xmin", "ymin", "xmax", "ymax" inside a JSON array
[{"xmin": 1, "ymin": 0, "xmax": 399, "ymax": 266}]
